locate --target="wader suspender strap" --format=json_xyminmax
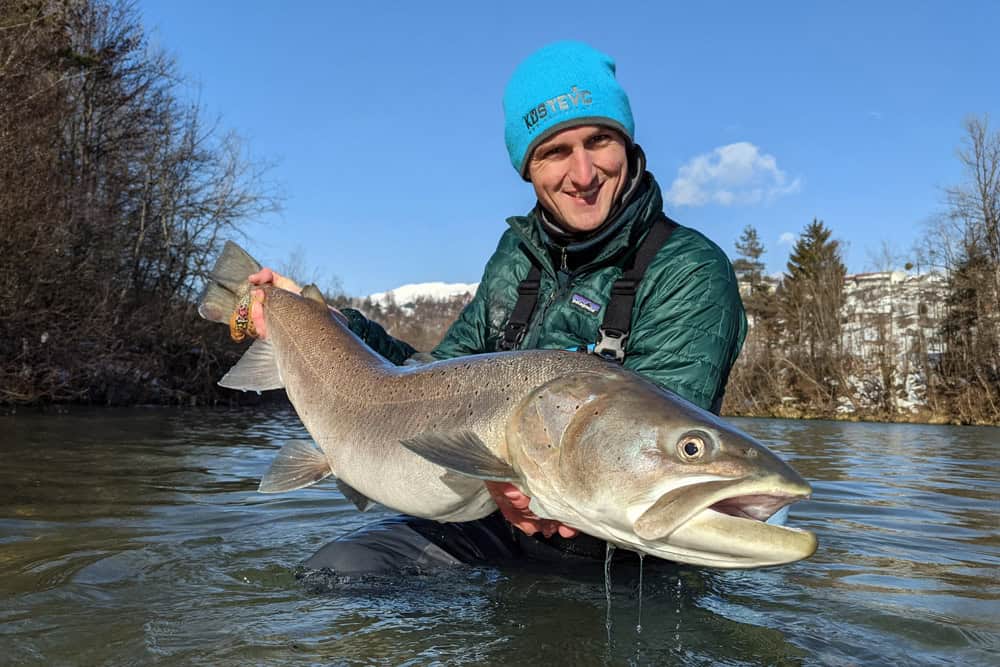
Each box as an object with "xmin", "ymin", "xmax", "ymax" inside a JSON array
[
  {"xmin": 499, "ymin": 214, "xmax": 677, "ymax": 356},
  {"xmin": 594, "ymin": 215, "xmax": 678, "ymax": 361},
  {"xmin": 498, "ymin": 261, "xmax": 542, "ymax": 351}
]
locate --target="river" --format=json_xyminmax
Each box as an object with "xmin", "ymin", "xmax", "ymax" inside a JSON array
[{"xmin": 1, "ymin": 407, "xmax": 997, "ymax": 665}]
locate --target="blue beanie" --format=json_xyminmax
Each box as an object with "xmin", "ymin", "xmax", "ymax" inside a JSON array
[{"xmin": 503, "ymin": 41, "xmax": 634, "ymax": 179}]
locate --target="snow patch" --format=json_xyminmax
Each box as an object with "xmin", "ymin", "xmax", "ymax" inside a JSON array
[{"xmin": 366, "ymin": 282, "xmax": 479, "ymax": 307}]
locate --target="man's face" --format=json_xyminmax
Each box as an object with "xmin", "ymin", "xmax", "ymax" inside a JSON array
[{"xmin": 527, "ymin": 125, "xmax": 629, "ymax": 234}]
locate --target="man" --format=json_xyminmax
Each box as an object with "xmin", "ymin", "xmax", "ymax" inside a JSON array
[{"xmin": 249, "ymin": 41, "xmax": 747, "ymax": 572}]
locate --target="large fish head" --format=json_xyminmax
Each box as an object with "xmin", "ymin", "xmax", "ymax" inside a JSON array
[{"xmin": 507, "ymin": 369, "xmax": 817, "ymax": 568}]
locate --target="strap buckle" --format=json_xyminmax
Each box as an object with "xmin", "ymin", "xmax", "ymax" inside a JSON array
[
  {"xmin": 594, "ymin": 327, "xmax": 627, "ymax": 362},
  {"xmin": 499, "ymin": 322, "xmax": 528, "ymax": 350}
]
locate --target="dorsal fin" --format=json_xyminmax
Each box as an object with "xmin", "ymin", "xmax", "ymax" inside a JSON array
[{"xmin": 301, "ymin": 284, "xmax": 326, "ymax": 305}]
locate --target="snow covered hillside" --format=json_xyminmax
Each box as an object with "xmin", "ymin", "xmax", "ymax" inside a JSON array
[{"xmin": 366, "ymin": 282, "xmax": 479, "ymax": 307}]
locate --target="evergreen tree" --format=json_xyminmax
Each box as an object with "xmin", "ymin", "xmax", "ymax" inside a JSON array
[
  {"xmin": 779, "ymin": 219, "xmax": 847, "ymax": 410},
  {"xmin": 732, "ymin": 225, "xmax": 776, "ymax": 325},
  {"xmin": 733, "ymin": 225, "xmax": 766, "ymax": 288},
  {"xmin": 726, "ymin": 226, "xmax": 785, "ymax": 413}
]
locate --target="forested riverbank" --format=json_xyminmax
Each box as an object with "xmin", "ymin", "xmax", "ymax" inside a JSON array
[
  {"xmin": 2, "ymin": 1, "xmax": 997, "ymax": 425},
  {"xmin": 1, "ymin": 0, "xmax": 277, "ymax": 406}
]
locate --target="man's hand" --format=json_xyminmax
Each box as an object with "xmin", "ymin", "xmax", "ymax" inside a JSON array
[
  {"xmin": 247, "ymin": 268, "xmax": 302, "ymax": 339},
  {"xmin": 247, "ymin": 268, "xmax": 347, "ymax": 339},
  {"xmin": 249, "ymin": 268, "xmax": 303, "ymax": 294},
  {"xmin": 484, "ymin": 481, "xmax": 578, "ymax": 539}
]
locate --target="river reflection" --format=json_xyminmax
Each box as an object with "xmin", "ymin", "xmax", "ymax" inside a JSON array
[{"xmin": 0, "ymin": 408, "xmax": 997, "ymax": 665}]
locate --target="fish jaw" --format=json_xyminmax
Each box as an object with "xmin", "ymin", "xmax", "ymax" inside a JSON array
[
  {"xmin": 623, "ymin": 475, "xmax": 817, "ymax": 568},
  {"xmin": 648, "ymin": 505, "xmax": 818, "ymax": 568},
  {"xmin": 529, "ymin": 472, "xmax": 817, "ymax": 569}
]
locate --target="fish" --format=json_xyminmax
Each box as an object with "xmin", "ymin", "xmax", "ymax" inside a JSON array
[{"xmin": 198, "ymin": 241, "xmax": 817, "ymax": 568}]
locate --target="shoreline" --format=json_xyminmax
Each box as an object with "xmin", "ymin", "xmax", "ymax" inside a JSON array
[{"xmin": 3, "ymin": 396, "xmax": 995, "ymax": 427}]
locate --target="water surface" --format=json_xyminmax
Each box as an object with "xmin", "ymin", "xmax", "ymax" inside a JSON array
[{"xmin": 1, "ymin": 408, "xmax": 997, "ymax": 665}]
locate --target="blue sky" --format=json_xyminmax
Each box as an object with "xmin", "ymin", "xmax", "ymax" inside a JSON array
[{"xmin": 138, "ymin": 0, "xmax": 997, "ymax": 297}]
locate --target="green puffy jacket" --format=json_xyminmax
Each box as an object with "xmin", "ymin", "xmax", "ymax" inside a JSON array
[{"xmin": 343, "ymin": 173, "xmax": 746, "ymax": 413}]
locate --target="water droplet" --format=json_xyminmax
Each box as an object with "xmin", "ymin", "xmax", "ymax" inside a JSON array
[
  {"xmin": 604, "ymin": 542, "xmax": 615, "ymax": 648},
  {"xmin": 636, "ymin": 552, "xmax": 644, "ymax": 634}
]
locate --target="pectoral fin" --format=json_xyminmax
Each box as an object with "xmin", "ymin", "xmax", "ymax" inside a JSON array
[
  {"xmin": 400, "ymin": 432, "xmax": 517, "ymax": 482},
  {"xmin": 336, "ymin": 480, "xmax": 376, "ymax": 512},
  {"xmin": 259, "ymin": 439, "xmax": 333, "ymax": 493},
  {"xmin": 634, "ymin": 479, "xmax": 744, "ymax": 541},
  {"xmin": 219, "ymin": 339, "xmax": 284, "ymax": 392}
]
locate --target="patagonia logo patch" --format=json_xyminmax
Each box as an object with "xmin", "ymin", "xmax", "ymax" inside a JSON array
[
  {"xmin": 523, "ymin": 85, "xmax": 593, "ymax": 133},
  {"xmin": 570, "ymin": 293, "xmax": 602, "ymax": 315}
]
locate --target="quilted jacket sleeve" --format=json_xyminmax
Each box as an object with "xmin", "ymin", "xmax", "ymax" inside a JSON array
[
  {"xmin": 623, "ymin": 228, "xmax": 747, "ymax": 413},
  {"xmin": 430, "ymin": 289, "xmax": 490, "ymax": 359},
  {"xmin": 430, "ymin": 233, "xmax": 519, "ymax": 359},
  {"xmin": 340, "ymin": 308, "xmax": 418, "ymax": 366}
]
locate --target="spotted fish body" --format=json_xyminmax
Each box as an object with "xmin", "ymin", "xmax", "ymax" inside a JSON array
[{"xmin": 198, "ymin": 241, "xmax": 818, "ymax": 568}]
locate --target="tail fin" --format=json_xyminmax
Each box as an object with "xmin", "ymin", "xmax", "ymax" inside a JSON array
[{"xmin": 198, "ymin": 241, "xmax": 262, "ymax": 324}]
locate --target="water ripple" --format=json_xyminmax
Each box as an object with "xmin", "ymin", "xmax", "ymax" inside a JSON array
[{"xmin": 0, "ymin": 409, "xmax": 997, "ymax": 665}]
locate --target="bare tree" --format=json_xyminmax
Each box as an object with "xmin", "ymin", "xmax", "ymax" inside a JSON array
[
  {"xmin": 915, "ymin": 115, "xmax": 1000, "ymax": 423},
  {"xmin": 946, "ymin": 116, "xmax": 1000, "ymax": 338},
  {"xmin": 0, "ymin": 0, "xmax": 280, "ymax": 404},
  {"xmin": 278, "ymin": 245, "xmax": 345, "ymax": 300}
]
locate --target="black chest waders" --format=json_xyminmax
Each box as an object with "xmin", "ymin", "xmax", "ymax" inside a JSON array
[{"xmin": 498, "ymin": 214, "xmax": 678, "ymax": 361}]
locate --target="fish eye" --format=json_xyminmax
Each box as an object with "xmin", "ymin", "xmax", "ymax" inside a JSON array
[{"xmin": 677, "ymin": 432, "xmax": 708, "ymax": 460}]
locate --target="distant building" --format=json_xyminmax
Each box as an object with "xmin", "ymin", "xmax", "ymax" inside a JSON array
[
  {"xmin": 736, "ymin": 274, "xmax": 779, "ymax": 299},
  {"xmin": 737, "ymin": 269, "xmax": 950, "ymax": 412},
  {"xmin": 841, "ymin": 270, "xmax": 947, "ymax": 361},
  {"xmin": 738, "ymin": 270, "xmax": 947, "ymax": 357}
]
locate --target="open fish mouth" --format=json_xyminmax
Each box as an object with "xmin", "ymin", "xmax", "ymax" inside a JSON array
[
  {"xmin": 634, "ymin": 477, "xmax": 811, "ymax": 539},
  {"xmin": 707, "ymin": 492, "xmax": 805, "ymax": 522},
  {"xmin": 631, "ymin": 479, "xmax": 817, "ymax": 567}
]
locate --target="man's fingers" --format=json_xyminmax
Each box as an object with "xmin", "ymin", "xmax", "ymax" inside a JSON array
[
  {"xmin": 557, "ymin": 524, "xmax": 579, "ymax": 538},
  {"xmin": 507, "ymin": 495, "xmax": 532, "ymax": 511},
  {"xmin": 248, "ymin": 268, "xmax": 275, "ymax": 285},
  {"xmin": 497, "ymin": 501, "xmax": 538, "ymax": 522},
  {"xmin": 514, "ymin": 521, "xmax": 539, "ymax": 536},
  {"xmin": 487, "ymin": 481, "xmax": 559, "ymax": 537},
  {"xmin": 250, "ymin": 289, "xmax": 267, "ymax": 339},
  {"xmin": 510, "ymin": 518, "xmax": 577, "ymax": 539}
]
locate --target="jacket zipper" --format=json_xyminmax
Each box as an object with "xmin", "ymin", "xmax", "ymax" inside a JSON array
[{"xmin": 524, "ymin": 249, "xmax": 575, "ymax": 349}]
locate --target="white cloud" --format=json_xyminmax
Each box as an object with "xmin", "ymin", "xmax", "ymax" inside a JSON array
[
  {"xmin": 664, "ymin": 142, "xmax": 801, "ymax": 207},
  {"xmin": 779, "ymin": 232, "xmax": 797, "ymax": 246}
]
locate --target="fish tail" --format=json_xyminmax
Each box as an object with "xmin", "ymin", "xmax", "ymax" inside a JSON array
[{"xmin": 197, "ymin": 241, "xmax": 262, "ymax": 325}]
